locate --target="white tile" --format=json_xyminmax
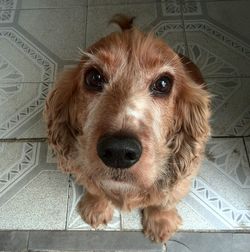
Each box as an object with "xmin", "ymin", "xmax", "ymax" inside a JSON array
[
  {"xmin": 0, "ymin": 171, "xmax": 68, "ymax": 229},
  {"xmin": 18, "ymin": 8, "xmax": 86, "ymax": 61},
  {"xmin": 0, "ymin": 30, "xmax": 56, "ymax": 83},
  {"xmin": 184, "ymin": 16, "xmax": 250, "ymax": 77},
  {"xmin": 121, "ymin": 209, "xmax": 142, "ymax": 230},
  {"xmin": 207, "ymin": 78, "xmax": 250, "ymax": 136},
  {"xmin": 0, "ymin": 83, "xmax": 52, "ymax": 138}
]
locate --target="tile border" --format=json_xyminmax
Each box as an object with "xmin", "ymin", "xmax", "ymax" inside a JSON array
[{"xmin": 0, "ymin": 230, "xmax": 250, "ymax": 252}]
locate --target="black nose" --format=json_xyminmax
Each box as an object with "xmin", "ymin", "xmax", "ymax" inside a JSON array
[{"xmin": 97, "ymin": 134, "xmax": 142, "ymax": 169}]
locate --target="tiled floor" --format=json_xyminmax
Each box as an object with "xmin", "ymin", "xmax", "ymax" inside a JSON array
[{"xmin": 0, "ymin": 0, "xmax": 250, "ymax": 251}]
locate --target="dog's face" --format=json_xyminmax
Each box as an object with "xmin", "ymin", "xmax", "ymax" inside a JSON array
[{"xmin": 75, "ymin": 29, "xmax": 189, "ymax": 191}]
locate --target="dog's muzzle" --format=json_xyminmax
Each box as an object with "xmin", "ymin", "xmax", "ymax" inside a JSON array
[{"xmin": 97, "ymin": 134, "xmax": 142, "ymax": 169}]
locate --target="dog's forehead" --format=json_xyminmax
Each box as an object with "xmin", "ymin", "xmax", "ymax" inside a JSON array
[{"xmin": 86, "ymin": 29, "xmax": 178, "ymax": 74}]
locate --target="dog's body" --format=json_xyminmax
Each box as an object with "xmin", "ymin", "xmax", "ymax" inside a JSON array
[{"xmin": 44, "ymin": 15, "xmax": 210, "ymax": 242}]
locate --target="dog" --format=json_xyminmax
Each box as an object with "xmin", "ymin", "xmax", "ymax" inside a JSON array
[{"xmin": 44, "ymin": 15, "xmax": 211, "ymax": 243}]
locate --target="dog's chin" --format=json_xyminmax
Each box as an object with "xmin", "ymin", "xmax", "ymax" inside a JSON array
[{"xmin": 100, "ymin": 179, "xmax": 139, "ymax": 193}]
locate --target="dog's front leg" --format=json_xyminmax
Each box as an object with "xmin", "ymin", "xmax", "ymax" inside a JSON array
[
  {"xmin": 142, "ymin": 206, "xmax": 182, "ymax": 243},
  {"xmin": 78, "ymin": 191, "xmax": 114, "ymax": 228}
]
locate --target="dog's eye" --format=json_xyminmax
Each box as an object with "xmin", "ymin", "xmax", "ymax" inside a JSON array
[
  {"xmin": 85, "ymin": 68, "xmax": 106, "ymax": 92},
  {"xmin": 150, "ymin": 75, "xmax": 173, "ymax": 96}
]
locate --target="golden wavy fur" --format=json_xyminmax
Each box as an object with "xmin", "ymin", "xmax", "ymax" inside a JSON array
[{"xmin": 44, "ymin": 15, "xmax": 211, "ymax": 243}]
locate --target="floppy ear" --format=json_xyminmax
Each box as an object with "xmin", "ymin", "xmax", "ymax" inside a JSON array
[
  {"xmin": 44, "ymin": 67, "xmax": 82, "ymax": 172},
  {"xmin": 169, "ymin": 56, "xmax": 211, "ymax": 177}
]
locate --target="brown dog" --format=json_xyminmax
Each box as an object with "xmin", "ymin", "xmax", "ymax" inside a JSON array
[{"xmin": 44, "ymin": 15, "xmax": 211, "ymax": 243}]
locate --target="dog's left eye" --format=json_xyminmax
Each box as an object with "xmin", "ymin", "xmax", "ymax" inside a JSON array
[
  {"xmin": 85, "ymin": 68, "xmax": 106, "ymax": 92},
  {"xmin": 150, "ymin": 75, "xmax": 173, "ymax": 96}
]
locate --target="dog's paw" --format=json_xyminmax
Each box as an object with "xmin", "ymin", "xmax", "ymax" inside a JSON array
[
  {"xmin": 142, "ymin": 207, "xmax": 182, "ymax": 243},
  {"xmin": 77, "ymin": 193, "xmax": 114, "ymax": 228}
]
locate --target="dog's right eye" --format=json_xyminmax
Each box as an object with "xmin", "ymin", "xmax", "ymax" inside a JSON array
[{"xmin": 85, "ymin": 68, "xmax": 106, "ymax": 92}]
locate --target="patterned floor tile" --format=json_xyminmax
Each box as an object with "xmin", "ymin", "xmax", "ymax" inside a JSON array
[
  {"xmin": 0, "ymin": 142, "xmax": 69, "ymax": 229},
  {"xmin": 205, "ymin": 0, "xmax": 250, "ymax": 45},
  {"xmin": 182, "ymin": 1, "xmax": 250, "ymax": 78},
  {"xmin": 0, "ymin": 25, "xmax": 57, "ymax": 83},
  {"xmin": 66, "ymin": 177, "xmax": 121, "ymax": 230},
  {"xmin": 0, "ymin": 82, "xmax": 52, "ymax": 138},
  {"xmin": 86, "ymin": 2, "xmax": 159, "ymax": 47},
  {"xmin": 161, "ymin": 0, "xmax": 203, "ymax": 17},
  {"xmin": 194, "ymin": 138, "xmax": 250, "ymax": 229},
  {"xmin": 0, "ymin": 3, "xmax": 17, "ymax": 22},
  {"xmin": 206, "ymin": 78, "xmax": 250, "ymax": 137}
]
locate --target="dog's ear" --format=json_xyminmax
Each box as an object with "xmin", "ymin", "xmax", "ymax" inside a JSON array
[
  {"xmin": 169, "ymin": 57, "xmax": 211, "ymax": 176},
  {"xmin": 44, "ymin": 67, "xmax": 81, "ymax": 171}
]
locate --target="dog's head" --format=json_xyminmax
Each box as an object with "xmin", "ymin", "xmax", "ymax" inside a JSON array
[{"xmin": 45, "ymin": 15, "xmax": 210, "ymax": 193}]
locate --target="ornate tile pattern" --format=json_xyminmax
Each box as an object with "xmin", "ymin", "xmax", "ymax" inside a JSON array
[
  {"xmin": 0, "ymin": 82, "xmax": 52, "ymax": 138},
  {"xmin": 161, "ymin": 0, "xmax": 202, "ymax": 16},
  {"xmin": 0, "ymin": 142, "xmax": 69, "ymax": 229},
  {"xmin": 0, "ymin": 0, "xmax": 17, "ymax": 23},
  {"xmin": 0, "ymin": 54, "xmax": 23, "ymax": 83},
  {"xmin": 184, "ymin": 20, "xmax": 250, "ymax": 77},
  {"xmin": 0, "ymin": 28, "xmax": 57, "ymax": 83},
  {"xmin": 207, "ymin": 78, "xmax": 250, "ymax": 136}
]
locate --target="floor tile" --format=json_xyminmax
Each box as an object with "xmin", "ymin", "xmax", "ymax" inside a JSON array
[
  {"xmin": 28, "ymin": 231, "xmax": 162, "ymax": 251},
  {"xmin": 86, "ymin": 2, "xmax": 158, "ymax": 47},
  {"xmin": 121, "ymin": 209, "xmax": 142, "ymax": 231},
  {"xmin": 206, "ymin": 78, "xmax": 250, "ymax": 136},
  {"xmin": 66, "ymin": 177, "xmax": 121, "ymax": 231},
  {"xmin": 0, "ymin": 82, "xmax": 51, "ymax": 139},
  {"xmin": 0, "ymin": 142, "xmax": 69, "ymax": 230},
  {"xmin": 191, "ymin": 138, "xmax": 250, "ymax": 230},
  {"xmin": 0, "ymin": 7, "xmax": 86, "ymax": 83},
  {"xmin": 183, "ymin": 1, "xmax": 250, "ymax": 78},
  {"xmin": 17, "ymin": 8, "xmax": 86, "ymax": 61},
  {"xmin": 168, "ymin": 232, "xmax": 233, "ymax": 252},
  {"xmin": 0, "ymin": 24, "xmax": 58, "ymax": 83},
  {"xmin": 0, "ymin": 231, "xmax": 29, "ymax": 251},
  {"xmin": 232, "ymin": 233, "xmax": 250, "ymax": 252},
  {"xmin": 205, "ymin": 0, "xmax": 250, "ymax": 44}
]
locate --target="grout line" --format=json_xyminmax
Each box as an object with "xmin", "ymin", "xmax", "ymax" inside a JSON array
[
  {"xmin": 0, "ymin": 81, "xmax": 54, "ymax": 85},
  {"xmin": 211, "ymin": 135, "xmax": 250, "ymax": 139},
  {"xmin": 242, "ymin": 137, "xmax": 250, "ymax": 166},
  {"xmin": 0, "ymin": 138, "xmax": 47, "ymax": 142},
  {"xmin": 180, "ymin": 0, "xmax": 190, "ymax": 58},
  {"xmin": 65, "ymin": 174, "xmax": 72, "ymax": 230},
  {"xmin": 27, "ymin": 231, "xmax": 30, "ymax": 251},
  {"xmin": 84, "ymin": 0, "xmax": 89, "ymax": 49}
]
